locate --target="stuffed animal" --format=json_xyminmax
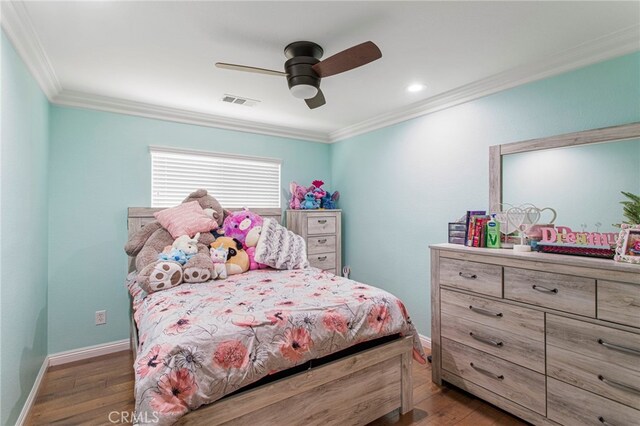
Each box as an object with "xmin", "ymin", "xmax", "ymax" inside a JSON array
[
  {"xmin": 172, "ymin": 233, "xmax": 200, "ymax": 254},
  {"xmin": 222, "ymin": 209, "xmax": 267, "ymax": 270},
  {"xmin": 301, "ymin": 192, "xmax": 320, "ymax": 209},
  {"xmin": 311, "ymin": 179, "xmax": 327, "ymax": 201},
  {"xmin": 158, "ymin": 249, "xmax": 193, "ymax": 265},
  {"xmin": 288, "ymin": 182, "xmax": 308, "ymax": 210},
  {"xmin": 124, "ymin": 189, "xmax": 223, "ymax": 293},
  {"xmin": 209, "ymin": 244, "xmax": 228, "ymax": 279},
  {"xmin": 321, "ymin": 191, "xmax": 340, "ymax": 209},
  {"xmin": 223, "ymin": 208, "xmax": 263, "ymax": 247},
  {"xmin": 211, "ymin": 237, "xmax": 249, "ymax": 275}
]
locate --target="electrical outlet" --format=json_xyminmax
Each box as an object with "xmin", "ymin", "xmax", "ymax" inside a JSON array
[{"xmin": 95, "ymin": 310, "xmax": 107, "ymax": 325}]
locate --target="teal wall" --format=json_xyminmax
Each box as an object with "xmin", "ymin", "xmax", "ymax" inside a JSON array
[
  {"xmin": 47, "ymin": 106, "xmax": 332, "ymax": 353},
  {"xmin": 1, "ymin": 32, "xmax": 50, "ymax": 425},
  {"xmin": 330, "ymin": 52, "xmax": 640, "ymax": 337}
]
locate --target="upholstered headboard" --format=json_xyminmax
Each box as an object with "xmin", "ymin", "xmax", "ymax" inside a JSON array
[{"xmin": 127, "ymin": 207, "xmax": 283, "ymax": 272}]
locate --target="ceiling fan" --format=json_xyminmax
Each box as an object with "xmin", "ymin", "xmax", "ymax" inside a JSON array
[{"xmin": 215, "ymin": 41, "xmax": 382, "ymax": 109}]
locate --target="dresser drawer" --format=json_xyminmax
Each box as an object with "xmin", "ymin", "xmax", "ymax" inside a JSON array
[
  {"xmin": 441, "ymin": 338, "xmax": 545, "ymax": 414},
  {"xmin": 307, "ymin": 235, "xmax": 336, "ymax": 255},
  {"xmin": 598, "ymin": 280, "xmax": 640, "ymax": 327},
  {"xmin": 504, "ymin": 267, "xmax": 595, "ymax": 317},
  {"xmin": 441, "ymin": 290, "xmax": 545, "ymax": 372},
  {"xmin": 439, "ymin": 258, "xmax": 502, "ymax": 298},
  {"xmin": 548, "ymin": 377, "xmax": 640, "ymax": 426},
  {"xmin": 307, "ymin": 216, "xmax": 336, "ymax": 235},
  {"xmin": 309, "ymin": 252, "xmax": 336, "ymax": 270},
  {"xmin": 546, "ymin": 314, "xmax": 640, "ymax": 409}
]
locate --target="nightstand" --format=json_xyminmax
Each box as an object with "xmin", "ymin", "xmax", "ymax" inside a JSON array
[{"xmin": 286, "ymin": 209, "xmax": 342, "ymax": 275}]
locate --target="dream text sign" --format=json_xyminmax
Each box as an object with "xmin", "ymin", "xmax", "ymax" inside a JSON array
[{"xmin": 540, "ymin": 226, "xmax": 617, "ymax": 247}]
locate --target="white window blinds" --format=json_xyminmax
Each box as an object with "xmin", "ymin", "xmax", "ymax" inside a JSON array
[{"xmin": 151, "ymin": 147, "xmax": 281, "ymax": 209}]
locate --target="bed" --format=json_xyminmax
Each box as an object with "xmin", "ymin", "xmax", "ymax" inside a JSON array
[{"xmin": 127, "ymin": 207, "xmax": 426, "ymax": 426}]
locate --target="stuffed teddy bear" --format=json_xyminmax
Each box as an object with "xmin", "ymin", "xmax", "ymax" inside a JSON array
[
  {"xmin": 210, "ymin": 237, "xmax": 249, "ymax": 275},
  {"xmin": 209, "ymin": 244, "xmax": 228, "ymax": 279},
  {"xmin": 301, "ymin": 192, "xmax": 320, "ymax": 209},
  {"xmin": 222, "ymin": 209, "xmax": 268, "ymax": 270},
  {"xmin": 124, "ymin": 189, "xmax": 224, "ymax": 293}
]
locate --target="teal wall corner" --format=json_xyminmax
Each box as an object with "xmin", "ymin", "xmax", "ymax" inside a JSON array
[{"xmin": 330, "ymin": 51, "xmax": 640, "ymax": 338}]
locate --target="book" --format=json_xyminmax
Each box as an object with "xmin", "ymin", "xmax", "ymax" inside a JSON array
[{"xmin": 464, "ymin": 210, "xmax": 486, "ymax": 246}]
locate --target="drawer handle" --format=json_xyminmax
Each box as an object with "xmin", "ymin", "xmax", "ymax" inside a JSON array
[
  {"xmin": 458, "ymin": 272, "xmax": 477, "ymax": 279},
  {"xmin": 317, "ymin": 238, "xmax": 327, "ymax": 244},
  {"xmin": 469, "ymin": 362, "xmax": 504, "ymax": 380},
  {"xmin": 317, "ymin": 219, "xmax": 327, "ymax": 224},
  {"xmin": 598, "ymin": 339, "xmax": 640, "ymax": 356},
  {"xmin": 469, "ymin": 332, "xmax": 503, "ymax": 347},
  {"xmin": 598, "ymin": 417, "xmax": 614, "ymax": 426},
  {"xmin": 469, "ymin": 305, "xmax": 503, "ymax": 317},
  {"xmin": 317, "ymin": 256, "xmax": 327, "ymax": 261},
  {"xmin": 598, "ymin": 375, "xmax": 640, "ymax": 394},
  {"xmin": 532, "ymin": 284, "xmax": 558, "ymax": 294}
]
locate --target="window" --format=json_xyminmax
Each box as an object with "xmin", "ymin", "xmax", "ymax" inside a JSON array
[{"xmin": 151, "ymin": 147, "xmax": 281, "ymax": 209}]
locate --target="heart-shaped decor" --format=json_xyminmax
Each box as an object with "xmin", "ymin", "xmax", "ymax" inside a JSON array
[
  {"xmin": 538, "ymin": 207, "xmax": 557, "ymax": 224},
  {"xmin": 493, "ymin": 212, "xmax": 512, "ymax": 235},
  {"xmin": 506, "ymin": 206, "xmax": 526, "ymax": 234}
]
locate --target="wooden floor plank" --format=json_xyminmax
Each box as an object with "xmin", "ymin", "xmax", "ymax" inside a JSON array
[{"xmin": 26, "ymin": 347, "xmax": 527, "ymax": 425}]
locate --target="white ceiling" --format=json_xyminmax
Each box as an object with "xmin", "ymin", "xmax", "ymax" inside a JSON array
[{"xmin": 7, "ymin": 1, "xmax": 640, "ymax": 141}]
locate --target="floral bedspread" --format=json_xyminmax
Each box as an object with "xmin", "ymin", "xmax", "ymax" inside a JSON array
[{"xmin": 127, "ymin": 268, "xmax": 426, "ymax": 425}]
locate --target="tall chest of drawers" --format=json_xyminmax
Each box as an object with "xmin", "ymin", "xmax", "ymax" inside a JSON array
[
  {"xmin": 286, "ymin": 209, "xmax": 342, "ymax": 275},
  {"xmin": 430, "ymin": 243, "xmax": 640, "ymax": 426}
]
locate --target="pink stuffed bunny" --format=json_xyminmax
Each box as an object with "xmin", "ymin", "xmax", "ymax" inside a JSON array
[{"xmin": 289, "ymin": 182, "xmax": 308, "ymax": 210}]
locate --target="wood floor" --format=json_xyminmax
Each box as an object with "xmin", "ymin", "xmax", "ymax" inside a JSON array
[{"xmin": 26, "ymin": 348, "xmax": 527, "ymax": 425}]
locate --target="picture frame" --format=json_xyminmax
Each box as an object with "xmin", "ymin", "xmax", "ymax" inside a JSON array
[{"xmin": 614, "ymin": 224, "xmax": 640, "ymax": 264}]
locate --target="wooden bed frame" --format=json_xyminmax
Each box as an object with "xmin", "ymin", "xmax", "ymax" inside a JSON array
[{"xmin": 127, "ymin": 207, "xmax": 414, "ymax": 425}]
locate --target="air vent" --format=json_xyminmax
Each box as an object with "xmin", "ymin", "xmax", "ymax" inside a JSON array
[{"xmin": 221, "ymin": 94, "xmax": 260, "ymax": 107}]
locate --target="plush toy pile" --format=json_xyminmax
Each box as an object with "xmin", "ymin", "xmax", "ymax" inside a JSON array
[
  {"xmin": 289, "ymin": 180, "xmax": 340, "ymax": 210},
  {"xmin": 125, "ymin": 189, "xmax": 307, "ymax": 294}
]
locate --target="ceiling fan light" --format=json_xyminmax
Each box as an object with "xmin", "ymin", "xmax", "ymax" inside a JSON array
[{"xmin": 290, "ymin": 84, "xmax": 318, "ymax": 99}]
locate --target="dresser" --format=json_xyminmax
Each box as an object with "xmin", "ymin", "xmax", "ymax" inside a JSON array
[
  {"xmin": 286, "ymin": 209, "xmax": 342, "ymax": 275},
  {"xmin": 430, "ymin": 243, "xmax": 640, "ymax": 426}
]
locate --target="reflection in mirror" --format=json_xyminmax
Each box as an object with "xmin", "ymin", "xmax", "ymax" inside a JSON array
[{"xmin": 502, "ymin": 139, "xmax": 640, "ymax": 234}]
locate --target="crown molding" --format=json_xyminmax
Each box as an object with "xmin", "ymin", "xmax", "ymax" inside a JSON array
[
  {"xmin": 329, "ymin": 25, "xmax": 640, "ymax": 142},
  {"xmin": 1, "ymin": 0, "xmax": 61, "ymax": 100},
  {"xmin": 53, "ymin": 90, "xmax": 331, "ymax": 143},
  {"xmin": 3, "ymin": 0, "xmax": 638, "ymax": 144}
]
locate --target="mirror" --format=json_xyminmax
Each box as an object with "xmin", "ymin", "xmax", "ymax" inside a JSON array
[
  {"xmin": 489, "ymin": 123, "xmax": 640, "ymax": 236},
  {"xmin": 502, "ymin": 138, "xmax": 640, "ymax": 233}
]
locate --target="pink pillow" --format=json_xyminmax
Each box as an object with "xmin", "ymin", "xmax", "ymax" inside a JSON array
[{"xmin": 154, "ymin": 201, "xmax": 218, "ymax": 239}]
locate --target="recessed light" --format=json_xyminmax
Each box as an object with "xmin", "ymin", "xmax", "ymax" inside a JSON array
[{"xmin": 407, "ymin": 83, "xmax": 425, "ymax": 93}]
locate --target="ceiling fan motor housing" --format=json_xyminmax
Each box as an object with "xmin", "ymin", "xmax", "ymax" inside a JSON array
[{"xmin": 284, "ymin": 41, "xmax": 323, "ymax": 95}]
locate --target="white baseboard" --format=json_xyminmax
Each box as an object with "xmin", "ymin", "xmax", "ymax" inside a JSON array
[
  {"xmin": 15, "ymin": 339, "xmax": 131, "ymax": 424},
  {"xmin": 48, "ymin": 339, "xmax": 130, "ymax": 366},
  {"xmin": 16, "ymin": 356, "xmax": 49, "ymax": 426},
  {"xmin": 419, "ymin": 333, "xmax": 432, "ymax": 350}
]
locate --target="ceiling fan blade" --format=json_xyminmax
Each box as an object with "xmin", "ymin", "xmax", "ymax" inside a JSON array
[
  {"xmin": 305, "ymin": 88, "xmax": 326, "ymax": 109},
  {"xmin": 312, "ymin": 41, "xmax": 381, "ymax": 78},
  {"xmin": 215, "ymin": 62, "xmax": 286, "ymax": 77}
]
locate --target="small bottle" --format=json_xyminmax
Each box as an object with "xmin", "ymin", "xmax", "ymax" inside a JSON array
[{"xmin": 486, "ymin": 215, "xmax": 501, "ymax": 249}]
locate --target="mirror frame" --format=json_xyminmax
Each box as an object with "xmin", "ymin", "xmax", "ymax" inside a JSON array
[{"xmin": 489, "ymin": 122, "xmax": 640, "ymax": 213}]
